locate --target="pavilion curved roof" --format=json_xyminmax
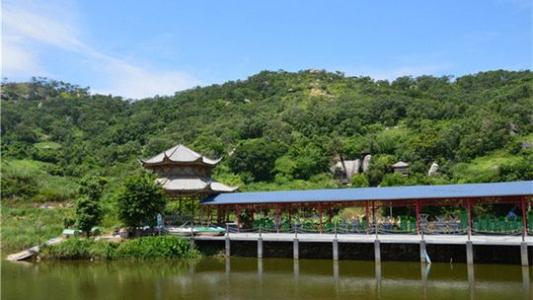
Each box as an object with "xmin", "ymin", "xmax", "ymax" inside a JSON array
[
  {"xmin": 141, "ymin": 144, "xmax": 222, "ymax": 167},
  {"xmin": 156, "ymin": 177, "xmax": 238, "ymax": 193}
]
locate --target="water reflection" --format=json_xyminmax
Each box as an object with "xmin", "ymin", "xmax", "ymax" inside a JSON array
[{"xmin": 2, "ymin": 257, "xmax": 531, "ymax": 300}]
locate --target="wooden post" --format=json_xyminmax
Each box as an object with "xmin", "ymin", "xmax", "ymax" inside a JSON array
[
  {"xmin": 415, "ymin": 200, "xmax": 421, "ymax": 235},
  {"xmin": 467, "ymin": 199, "xmax": 473, "ymax": 240},
  {"xmin": 319, "ymin": 203, "xmax": 324, "ymax": 233},
  {"xmin": 365, "ymin": 201, "xmax": 370, "ymax": 234},
  {"xmin": 372, "ymin": 201, "xmax": 376, "ymax": 233},
  {"xmin": 236, "ymin": 205, "xmax": 241, "ymax": 232},
  {"xmin": 521, "ymin": 197, "xmax": 528, "ymax": 240},
  {"xmin": 207, "ymin": 207, "xmax": 211, "ymax": 225},
  {"xmin": 275, "ymin": 205, "xmax": 281, "ymax": 233}
]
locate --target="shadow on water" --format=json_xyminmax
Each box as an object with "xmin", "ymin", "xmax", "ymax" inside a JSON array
[{"xmin": 2, "ymin": 257, "xmax": 531, "ymax": 300}]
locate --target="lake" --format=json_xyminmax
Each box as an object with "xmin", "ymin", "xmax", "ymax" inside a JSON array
[{"xmin": 2, "ymin": 257, "xmax": 531, "ymax": 299}]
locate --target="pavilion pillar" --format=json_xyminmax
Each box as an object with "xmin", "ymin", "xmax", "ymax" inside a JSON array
[
  {"xmin": 520, "ymin": 197, "xmax": 529, "ymax": 266},
  {"xmin": 365, "ymin": 201, "xmax": 370, "ymax": 234},
  {"xmin": 207, "ymin": 207, "xmax": 211, "ymax": 225},
  {"xmin": 217, "ymin": 207, "xmax": 221, "ymax": 224},
  {"xmin": 236, "ymin": 205, "xmax": 241, "ymax": 232},
  {"xmin": 521, "ymin": 197, "xmax": 528, "ymax": 240},
  {"xmin": 415, "ymin": 200, "xmax": 421, "ymax": 235},
  {"xmin": 467, "ymin": 199, "xmax": 473, "ymax": 240},
  {"xmin": 319, "ymin": 204, "xmax": 324, "ymax": 233},
  {"xmin": 372, "ymin": 201, "xmax": 376, "ymax": 234},
  {"xmin": 275, "ymin": 205, "xmax": 281, "ymax": 233}
]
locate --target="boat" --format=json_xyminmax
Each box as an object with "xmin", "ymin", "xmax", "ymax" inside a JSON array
[
  {"xmin": 165, "ymin": 222, "xmax": 226, "ymax": 236},
  {"xmin": 193, "ymin": 226, "xmax": 226, "ymax": 236}
]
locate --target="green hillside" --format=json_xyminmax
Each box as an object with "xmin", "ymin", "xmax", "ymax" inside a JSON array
[{"xmin": 2, "ymin": 70, "xmax": 532, "ymax": 203}]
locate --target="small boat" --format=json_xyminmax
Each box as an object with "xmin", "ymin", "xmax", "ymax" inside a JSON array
[
  {"xmin": 166, "ymin": 222, "xmax": 195, "ymax": 236},
  {"xmin": 193, "ymin": 226, "xmax": 226, "ymax": 236},
  {"xmin": 165, "ymin": 223, "xmax": 226, "ymax": 236}
]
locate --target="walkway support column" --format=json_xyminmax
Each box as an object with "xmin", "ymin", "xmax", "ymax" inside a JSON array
[
  {"xmin": 332, "ymin": 238, "xmax": 339, "ymax": 261},
  {"xmin": 257, "ymin": 235, "xmax": 263, "ymax": 259},
  {"xmin": 466, "ymin": 241, "xmax": 474, "ymax": 265},
  {"xmin": 225, "ymin": 231, "xmax": 231, "ymax": 257},
  {"xmin": 420, "ymin": 240, "xmax": 431, "ymax": 264},
  {"xmin": 293, "ymin": 238, "xmax": 299, "ymax": 260},
  {"xmin": 374, "ymin": 239, "xmax": 381, "ymax": 263}
]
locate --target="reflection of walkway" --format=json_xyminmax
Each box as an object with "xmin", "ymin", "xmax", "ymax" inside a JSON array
[
  {"xmin": 213, "ymin": 259, "xmax": 530, "ymax": 299},
  {"xmin": 194, "ymin": 232, "xmax": 533, "ymax": 246}
]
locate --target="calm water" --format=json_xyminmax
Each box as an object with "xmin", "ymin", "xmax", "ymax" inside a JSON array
[{"xmin": 2, "ymin": 257, "xmax": 531, "ymax": 300}]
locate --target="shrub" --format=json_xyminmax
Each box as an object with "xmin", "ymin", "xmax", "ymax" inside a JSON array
[
  {"xmin": 42, "ymin": 236, "xmax": 197, "ymax": 260},
  {"xmin": 115, "ymin": 236, "xmax": 198, "ymax": 259}
]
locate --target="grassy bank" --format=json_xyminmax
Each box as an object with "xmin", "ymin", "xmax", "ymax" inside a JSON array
[
  {"xmin": 41, "ymin": 236, "xmax": 199, "ymax": 260},
  {"xmin": 1, "ymin": 203, "xmax": 71, "ymax": 254}
]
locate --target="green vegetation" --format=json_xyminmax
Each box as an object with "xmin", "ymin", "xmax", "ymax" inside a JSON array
[
  {"xmin": 74, "ymin": 176, "xmax": 106, "ymax": 234},
  {"xmin": 1, "ymin": 70, "xmax": 532, "ymax": 252},
  {"xmin": 41, "ymin": 236, "xmax": 198, "ymax": 260},
  {"xmin": 117, "ymin": 174, "xmax": 166, "ymax": 228},
  {"xmin": 1, "ymin": 204, "xmax": 71, "ymax": 253}
]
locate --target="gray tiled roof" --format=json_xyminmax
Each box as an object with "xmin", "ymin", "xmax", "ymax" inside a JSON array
[
  {"xmin": 141, "ymin": 144, "xmax": 221, "ymax": 166},
  {"xmin": 156, "ymin": 177, "xmax": 238, "ymax": 193}
]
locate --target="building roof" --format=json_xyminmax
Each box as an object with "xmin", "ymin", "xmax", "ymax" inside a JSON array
[
  {"xmin": 201, "ymin": 181, "xmax": 533, "ymax": 205},
  {"xmin": 392, "ymin": 161, "xmax": 409, "ymax": 168},
  {"xmin": 156, "ymin": 177, "xmax": 238, "ymax": 193},
  {"xmin": 141, "ymin": 144, "xmax": 221, "ymax": 167}
]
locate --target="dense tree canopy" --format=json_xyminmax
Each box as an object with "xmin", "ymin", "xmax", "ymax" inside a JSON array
[{"xmin": 1, "ymin": 70, "xmax": 532, "ymax": 203}]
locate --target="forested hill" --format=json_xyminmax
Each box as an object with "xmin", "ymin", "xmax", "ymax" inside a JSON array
[{"xmin": 1, "ymin": 69, "xmax": 532, "ymax": 202}]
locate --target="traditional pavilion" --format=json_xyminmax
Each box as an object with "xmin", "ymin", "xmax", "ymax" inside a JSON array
[{"xmin": 140, "ymin": 144, "xmax": 238, "ymax": 197}]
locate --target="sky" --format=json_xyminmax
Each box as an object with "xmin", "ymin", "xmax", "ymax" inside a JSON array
[{"xmin": 2, "ymin": 0, "xmax": 532, "ymax": 99}]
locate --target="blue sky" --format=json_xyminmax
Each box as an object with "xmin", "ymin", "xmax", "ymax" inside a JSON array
[{"xmin": 3, "ymin": 0, "xmax": 531, "ymax": 99}]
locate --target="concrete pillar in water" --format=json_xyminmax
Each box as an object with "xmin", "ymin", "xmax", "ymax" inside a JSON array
[
  {"xmin": 257, "ymin": 237, "xmax": 263, "ymax": 259},
  {"xmin": 374, "ymin": 240, "xmax": 381, "ymax": 263},
  {"xmin": 293, "ymin": 238, "xmax": 299, "ymax": 260},
  {"xmin": 419, "ymin": 240, "xmax": 431, "ymax": 264},
  {"xmin": 520, "ymin": 242, "xmax": 529, "ymax": 266},
  {"xmin": 225, "ymin": 236, "xmax": 231, "ymax": 257},
  {"xmin": 466, "ymin": 241, "xmax": 474, "ymax": 265},
  {"xmin": 293, "ymin": 259, "xmax": 300, "ymax": 280},
  {"xmin": 332, "ymin": 239, "xmax": 339, "ymax": 261},
  {"xmin": 467, "ymin": 263, "xmax": 475, "ymax": 300},
  {"xmin": 333, "ymin": 260, "xmax": 339, "ymax": 282}
]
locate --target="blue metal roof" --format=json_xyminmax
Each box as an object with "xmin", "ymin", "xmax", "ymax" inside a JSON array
[{"xmin": 202, "ymin": 181, "xmax": 533, "ymax": 205}]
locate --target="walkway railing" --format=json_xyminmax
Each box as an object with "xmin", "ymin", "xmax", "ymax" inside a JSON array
[{"xmin": 223, "ymin": 221, "xmax": 528, "ymax": 236}]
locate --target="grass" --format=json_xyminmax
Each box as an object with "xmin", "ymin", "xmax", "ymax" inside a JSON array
[
  {"xmin": 1, "ymin": 203, "xmax": 71, "ymax": 253},
  {"xmin": 2, "ymin": 159, "xmax": 78, "ymax": 202},
  {"xmin": 452, "ymin": 150, "xmax": 526, "ymax": 183}
]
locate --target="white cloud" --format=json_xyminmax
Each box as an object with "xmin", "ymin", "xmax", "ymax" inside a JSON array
[{"xmin": 1, "ymin": 0, "xmax": 200, "ymax": 99}]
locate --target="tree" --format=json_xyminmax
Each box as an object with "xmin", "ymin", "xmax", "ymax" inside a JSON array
[
  {"xmin": 228, "ymin": 138, "xmax": 287, "ymax": 182},
  {"xmin": 351, "ymin": 174, "xmax": 369, "ymax": 187},
  {"xmin": 75, "ymin": 195, "xmax": 103, "ymax": 235},
  {"xmin": 117, "ymin": 174, "xmax": 166, "ymax": 228},
  {"xmin": 75, "ymin": 175, "xmax": 106, "ymax": 235}
]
